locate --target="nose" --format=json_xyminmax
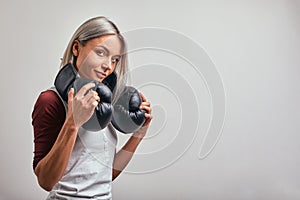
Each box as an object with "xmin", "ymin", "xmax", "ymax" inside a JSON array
[{"xmin": 101, "ymin": 58, "xmax": 112, "ymax": 71}]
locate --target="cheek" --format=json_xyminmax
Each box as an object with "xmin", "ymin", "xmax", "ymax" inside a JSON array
[
  {"xmin": 83, "ymin": 53, "xmax": 105, "ymax": 67},
  {"xmin": 79, "ymin": 54, "xmax": 99, "ymax": 70}
]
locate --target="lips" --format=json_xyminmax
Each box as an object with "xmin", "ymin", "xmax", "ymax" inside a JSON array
[{"xmin": 95, "ymin": 70, "xmax": 106, "ymax": 79}]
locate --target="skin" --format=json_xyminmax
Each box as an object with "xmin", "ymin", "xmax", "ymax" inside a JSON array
[
  {"xmin": 73, "ymin": 34, "xmax": 122, "ymax": 82},
  {"xmin": 34, "ymin": 34, "xmax": 152, "ymax": 191}
]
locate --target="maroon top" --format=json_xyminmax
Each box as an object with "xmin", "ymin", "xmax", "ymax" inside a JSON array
[{"xmin": 31, "ymin": 90, "xmax": 66, "ymax": 170}]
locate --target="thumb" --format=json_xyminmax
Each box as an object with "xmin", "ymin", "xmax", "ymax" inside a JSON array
[{"xmin": 68, "ymin": 88, "xmax": 74, "ymax": 111}]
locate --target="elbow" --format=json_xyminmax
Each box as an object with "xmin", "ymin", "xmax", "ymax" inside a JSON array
[
  {"xmin": 38, "ymin": 179, "xmax": 54, "ymax": 192},
  {"xmin": 34, "ymin": 166, "xmax": 54, "ymax": 192},
  {"xmin": 112, "ymin": 168, "xmax": 121, "ymax": 181}
]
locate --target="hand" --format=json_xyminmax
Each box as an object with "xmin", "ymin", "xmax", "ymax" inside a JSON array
[
  {"xmin": 133, "ymin": 92, "xmax": 152, "ymax": 138},
  {"xmin": 67, "ymin": 83, "xmax": 100, "ymax": 128}
]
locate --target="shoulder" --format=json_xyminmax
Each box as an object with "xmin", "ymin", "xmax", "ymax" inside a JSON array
[
  {"xmin": 35, "ymin": 90, "xmax": 64, "ymax": 110},
  {"xmin": 32, "ymin": 90, "xmax": 66, "ymax": 123},
  {"xmin": 36, "ymin": 90, "xmax": 62, "ymax": 106}
]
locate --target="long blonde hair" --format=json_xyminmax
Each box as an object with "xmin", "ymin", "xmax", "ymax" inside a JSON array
[{"xmin": 60, "ymin": 16, "xmax": 128, "ymax": 104}]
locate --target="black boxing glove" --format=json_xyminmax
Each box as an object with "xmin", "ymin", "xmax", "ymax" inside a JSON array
[
  {"xmin": 54, "ymin": 63, "xmax": 78, "ymax": 102},
  {"xmin": 112, "ymin": 86, "xmax": 146, "ymax": 133},
  {"xmin": 54, "ymin": 63, "xmax": 113, "ymax": 131},
  {"xmin": 102, "ymin": 74, "xmax": 146, "ymax": 133},
  {"xmin": 73, "ymin": 78, "xmax": 113, "ymax": 131}
]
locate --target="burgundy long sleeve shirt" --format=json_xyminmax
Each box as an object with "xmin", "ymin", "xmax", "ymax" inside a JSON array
[{"xmin": 31, "ymin": 90, "xmax": 66, "ymax": 170}]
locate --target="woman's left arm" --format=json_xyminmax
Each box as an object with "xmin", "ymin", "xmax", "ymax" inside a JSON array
[{"xmin": 112, "ymin": 92, "xmax": 152, "ymax": 181}]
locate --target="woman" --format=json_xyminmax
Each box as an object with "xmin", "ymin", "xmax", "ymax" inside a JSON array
[{"xmin": 32, "ymin": 16, "xmax": 152, "ymax": 199}]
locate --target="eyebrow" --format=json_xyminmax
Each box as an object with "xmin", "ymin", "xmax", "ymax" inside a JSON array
[{"xmin": 96, "ymin": 45, "xmax": 120, "ymax": 57}]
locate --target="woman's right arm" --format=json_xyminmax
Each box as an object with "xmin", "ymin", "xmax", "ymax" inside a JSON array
[
  {"xmin": 34, "ymin": 112, "xmax": 78, "ymax": 191},
  {"xmin": 34, "ymin": 83, "xmax": 99, "ymax": 191}
]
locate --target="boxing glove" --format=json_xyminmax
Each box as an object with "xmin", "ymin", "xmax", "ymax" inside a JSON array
[
  {"xmin": 54, "ymin": 63, "xmax": 113, "ymax": 131},
  {"xmin": 111, "ymin": 86, "xmax": 146, "ymax": 133},
  {"xmin": 103, "ymin": 74, "xmax": 146, "ymax": 133}
]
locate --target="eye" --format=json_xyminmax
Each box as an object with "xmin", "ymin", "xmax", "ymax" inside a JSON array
[
  {"xmin": 112, "ymin": 57, "xmax": 120, "ymax": 63},
  {"xmin": 96, "ymin": 50, "xmax": 104, "ymax": 56}
]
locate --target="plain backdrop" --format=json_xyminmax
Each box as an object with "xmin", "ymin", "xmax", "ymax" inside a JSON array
[{"xmin": 0, "ymin": 0, "xmax": 300, "ymax": 199}]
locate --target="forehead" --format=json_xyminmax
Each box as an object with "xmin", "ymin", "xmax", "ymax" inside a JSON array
[{"xmin": 87, "ymin": 35, "xmax": 122, "ymax": 55}]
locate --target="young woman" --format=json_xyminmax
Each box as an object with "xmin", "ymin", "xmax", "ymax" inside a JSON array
[{"xmin": 32, "ymin": 16, "xmax": 152, "ymax": 199}]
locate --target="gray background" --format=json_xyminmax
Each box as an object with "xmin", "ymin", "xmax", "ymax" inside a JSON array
[{"xmin": 1, "ymin": 0, "xmax": 300, "ymax": 199}]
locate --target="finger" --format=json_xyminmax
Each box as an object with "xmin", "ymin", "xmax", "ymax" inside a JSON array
[
  {"xmin": 143, "ymin": 114, "xmax": 153, "ymax": 126},
  {"xmin": 139, "ymin": 92, "xmax": 147, "ymax": 102},
  {"xmin": 144, "ymin": 113, "xmax": 152, "ymax": 118},
  {"xmin": 67, "ymin": 88, "xmax": 74, "ymax": 114},
  {"xmin": 140, "ymin": 105, "xmax": 151, "ymax": 114},
  {"xmin": 86, "ymin": 98, "xmax": 100, "ymax": 108},
  {"xmin": 140, "ymin": 101, "xmax": 151, "ymax": 107},
  {"xmin": 84, "ymin": 90, "xmax": 100, "ymax": 103},
  {"xmin": 68, "ymin": 88, "xmax": 74, "ymax": 105},
  {"xmin": 87, "ymin": 97, "xmax": 99, "ymax": 106},
  {"xmin": 76, "ymin": 82, "xmax": 96, "ymax": 98},
  {"xmin": 91, "ymin": 100, "xmax": 99, "ymax": 108}
]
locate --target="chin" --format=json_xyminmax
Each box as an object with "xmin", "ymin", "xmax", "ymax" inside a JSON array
[
  {"xmin": 89, "ymin": 76, "xmax": 102, "ymax": 82},
  {"xmin": 97, "ymin": 77, "xmax": 104, "ymax": 82}
]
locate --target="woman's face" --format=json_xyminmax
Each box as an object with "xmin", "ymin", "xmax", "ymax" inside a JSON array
[{"xmin": 73, "ymin": 34, "xmax": 122, "ymax": 82}]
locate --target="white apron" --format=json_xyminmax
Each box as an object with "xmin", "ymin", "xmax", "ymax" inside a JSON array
[{"xmin": 46, "ymin": 87, "xmax": 118, "ymax": 200}]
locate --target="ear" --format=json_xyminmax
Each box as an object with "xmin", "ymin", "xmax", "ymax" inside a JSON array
[{"xmin": 72, "ymin": 40, "xmax": 80, "ymax": 56}]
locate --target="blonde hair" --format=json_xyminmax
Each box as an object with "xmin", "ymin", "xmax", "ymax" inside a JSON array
[{"xmin": 60, "ymin": 16, "xmax": 128, "ymax": 104}]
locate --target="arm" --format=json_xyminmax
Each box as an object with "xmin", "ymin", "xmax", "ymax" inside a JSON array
[
  {"xmin": 34, "ymin": 115, "xmax": 78, "ymax": 191},
  {"xmin": 112, "ymin": 93, "xmax": 152, "ymax": 180},
  {"xmin": 34, "ymin": 84, "xmax": 100, "ymax": 191}
]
